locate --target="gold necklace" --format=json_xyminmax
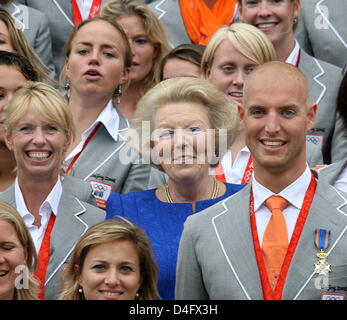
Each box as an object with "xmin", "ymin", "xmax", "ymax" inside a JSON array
[{"xmin": 164, "ymin": 179, "xmax": 219, "ymax": 203}]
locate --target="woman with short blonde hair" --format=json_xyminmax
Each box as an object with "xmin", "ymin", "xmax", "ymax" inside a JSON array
[
  {"xmin": 1, "ymin": 81, "xmax": 104, "ymax": 300},
  {"xmin": 201, "ymin": 23, "xmax": 277, "ymax": 77},
  {"xmin": 127, "ymin": 76, "xmax": 241, "ymax": 170},
  {"xmin": 201, "ymin": 23, "xmax": 279, "ymax": 184},
  {"xmin": 106, "ymin": 77, "xmax": 244, "ymax": 299},
  {"xmin": 6, "ymin": 82, "xmax": 75, "ymax": 141}
]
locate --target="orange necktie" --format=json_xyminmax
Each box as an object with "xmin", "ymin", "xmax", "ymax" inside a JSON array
[{"xmin": 262, "ymin": 196, "xmax": 288, "ymax": 290}]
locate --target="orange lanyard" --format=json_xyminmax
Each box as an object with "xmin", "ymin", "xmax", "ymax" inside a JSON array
[
  {"xmin": 72, "ymin": 0, "xmax": 102, "ymax": 27},
  {"xmin": 250, "ymin": 174, "xmax": 316, "ymax": 300},
  {"xmin": 34, "ymin": 212, "xmax": 56, "ymax": 300}
]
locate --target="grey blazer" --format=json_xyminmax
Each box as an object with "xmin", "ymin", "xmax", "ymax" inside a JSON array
[
  {"xmin": 295, "ymin": 0, "xmax": 347, "ymax": 69},
  {"xmin": 148, "ymin": 0, "xmax": 192, "ymax": 48},
  {"xmin": 306, "ymin": 141, "xmax": 323, "ymax": 168},
  {"xmin": 0, "ymin": 1, "xmax": 56, "ymax": 77},
  {"xmin": 176, "ymin": 180, "xmax": 347, "ymax": 299},
  {"xmin": 317, "ymin": 159, "xmax": 346, "ymax": 186},
  {"xmin": 299, "ymin": 49, "xmax": 344, "ymax": 163},
  {"xmin": 17, "ymin": 0, "xmax": 110, "ymax": 76},
  {"xmin": 0, "ymin": 177, "xmax": 105, "ymax": 300},
  {"xmin": 67, "ymin": 107, "xmax": 165, "ymax": 196}
]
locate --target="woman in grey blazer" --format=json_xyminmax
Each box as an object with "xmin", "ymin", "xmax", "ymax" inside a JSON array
[
  {"xmin": 0, "ymin": 82, "xmax": 105, "ymax": 300},
  {"xmin": 62, "ymin": 17, "xmax": 164, "ymax": 209},
  {"xmin": 238, "ymin": 0, "xmax": 345, "ymax": 164}
]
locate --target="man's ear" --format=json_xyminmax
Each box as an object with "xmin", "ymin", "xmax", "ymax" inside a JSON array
[
  {"xmin": 238, "ymin": 104, "xmax": 246, "ymax": 129},
  {"xmin": 306, "ymin": 103, "xmax": 317, "ymax": 132}
]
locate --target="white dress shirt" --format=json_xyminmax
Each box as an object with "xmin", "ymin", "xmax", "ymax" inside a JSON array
[
  {"xmin": 252, "ymin": 165, "xmax": 313, "ymax": 246},
  {"xmin": 286, "ymin": 40, "xmax": 301, "ymax": 66},
  {"xmin": 220, "ymin": 147, "xmax": 251, "ymax": 184},
  {"xmin": 15, "ymin": 177, "xmax": 62, "ymax": 253},
  {"xmin": 64, "ymin": 99, "xmax": 120, "ymax": 167}
]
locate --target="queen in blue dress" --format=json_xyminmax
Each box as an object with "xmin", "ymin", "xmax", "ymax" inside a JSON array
[{"xmin": 106, "ymin": 77, "xmax": 244, "ymax": 300}]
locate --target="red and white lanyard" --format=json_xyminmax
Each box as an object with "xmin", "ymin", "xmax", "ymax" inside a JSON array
[
  {"xmin": 65, "ymin": 122, "xmax": 101, "ymax": 174},
  {"xmin": 216, "ymin": 155, "xmax": 253, "ymax": 184},
  {"xmin": 72, "ymin": 0, "xmax": 102, "ymax": 27}
]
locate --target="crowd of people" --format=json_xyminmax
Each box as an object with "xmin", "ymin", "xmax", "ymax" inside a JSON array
[{"xmin": 0, "ymin": 0, "xmax": 346, "ymax": 301}]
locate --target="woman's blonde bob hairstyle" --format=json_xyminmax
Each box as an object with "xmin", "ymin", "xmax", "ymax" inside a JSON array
[
  {"xmin": 5, "ymin": 81, "xmax": 74, "ymax": 138},
  {"xmin": 126, "ymin": 77, "xmax": 241, "ymax": 171},
  {"xmin": 58, "ymin": 218, "xmax": 160, "ymax": 300},
  {"xmin": 201, "ymin": 23, "xmax": 277, "ymax": 78},
  {"xmin": 5, "ymin": 82, "xmax": 75, "ymax": 175},
  {"xmin": 101, "ymin": 0, "xmax": 170, "ymax": 94},
  {"xmin": 0, "ymin": 200, "xmax": 39, "ymax": 300}
]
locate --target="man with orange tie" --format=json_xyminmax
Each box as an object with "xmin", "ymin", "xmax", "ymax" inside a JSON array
[{"xmin": 175, "ymin": 61, "xmax": 347, "ymax": 300}]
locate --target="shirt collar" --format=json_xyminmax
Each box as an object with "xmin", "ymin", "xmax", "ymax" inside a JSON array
[
  {"xmin": 240, "ymin": 146, "xmax": 250, "ymax": 154},
  {"xmin": 94, "ymin": 99, "xmax": 119, "ymax": 142},
  {"xmin": 15, "ymin": 177, "xmax": 63, "ymax": 218},
  {"xmin": 286, "ymin": 40, "xmax": 300, "ymax": 66},
  {"xmin": 82, "ymin": 99, "xmax": 119, "ymax": 143},
  {"xmin": 252, "ymin": 164, "xmax": 312, "ymax": 211}
]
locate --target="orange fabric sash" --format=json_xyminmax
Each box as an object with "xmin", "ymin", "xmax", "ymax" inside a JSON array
[
  {"xmin": 34, "ymin": 212, "xmax": 56, "ymax": 300},
  {"xmin": 179, "ymin": 0, "xmax": 237, "ymax": 45},
  {"xmin": 250, "ymin": 174, "xmax": 317, "ymax": 300}
]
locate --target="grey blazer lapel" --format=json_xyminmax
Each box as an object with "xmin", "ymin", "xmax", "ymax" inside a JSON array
[
  {"xmin": 72, "ymin": 122, "xmax": 126, "ymax": 181},
  {"xmin": 212, "ymin": 184, "xmax": 264, "ymax": 300},
  {"xmin": 45, "ymin": 195, "xmax": 89, "ymax": 285},
  {"xmin": 299, "ymin": 49, "xmax": 326, "ymax": 106},
  {"xmin": 282, "ymin": 181, "xmax": 347, "ymax": 299},
  {"xmin": 1, "ymin": 2, "xmax": 25, "ymax": 31},
  {"xmin": 149, "ymin": 0, "xmax": 190, "ymax": 48},
  {"xmin": 52, "ymin": 0, "xmax": 73, "ymax": 27},
  {"xmin": 317, "ymin": 0, "xmax": 347, "ymax": 48}
]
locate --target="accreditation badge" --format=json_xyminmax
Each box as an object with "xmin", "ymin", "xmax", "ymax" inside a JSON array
[
  {"xmin": 321, "ymin": 293, "xmax": 345, "ymax": 300},
  {"xmin": 89, "ymin": 180, "xmax": 113, "ymax": 209},
  {"xmin": 306, "ymin": 134, "xmax": 324, "ymax": 150}
]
